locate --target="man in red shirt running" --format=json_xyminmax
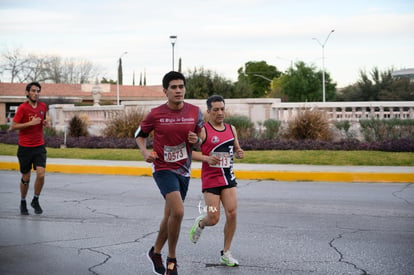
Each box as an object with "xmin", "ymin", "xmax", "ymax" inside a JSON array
[
  {"xmin": 189, "ymin": 95, "xmax": 244, "ymax": 267},
  {"xmin": 10, "ymin": 82, "xmax": 49, "ymax": 215},
  {"xmin": 135, "ymin": 71, "xmax": 203, "ymax": 275}
]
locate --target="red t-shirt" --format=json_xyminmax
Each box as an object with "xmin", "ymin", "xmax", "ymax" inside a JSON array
[
  {"xmin": 13, "ymin": 101, "xmax": 47, "ymax": 147},
  {"xmin": 201, "ymin": 122, "xmax": 237, "ymax": 189},
  {"xmin": 138, "ymin": 102, "xmax": 204, "ymax": 176}
]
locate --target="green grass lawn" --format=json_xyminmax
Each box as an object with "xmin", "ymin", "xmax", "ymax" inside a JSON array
[{"xmin": 1, "ymin": 143, "xmax": 413, "ymax": 166}]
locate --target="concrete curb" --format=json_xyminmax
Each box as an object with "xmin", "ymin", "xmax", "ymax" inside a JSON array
[{"xmin": 1, "ymin": 158, "xmax": 413, "ymax": 183}]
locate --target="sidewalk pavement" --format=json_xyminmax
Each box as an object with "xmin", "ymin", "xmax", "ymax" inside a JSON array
[{"xmin": 1, "ymin": 155, "xmax": 413, "ymax": 183}]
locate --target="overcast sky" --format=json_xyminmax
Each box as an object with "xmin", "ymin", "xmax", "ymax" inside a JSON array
[{"xmin": 1, "ymin": 0, "xmax": 413, "ymax": 87}]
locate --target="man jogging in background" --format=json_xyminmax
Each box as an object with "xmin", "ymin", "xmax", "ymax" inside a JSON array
[
  {"xmin": 190, "ymin": 95, "xmax": 244, "ymax": 267},
  {"xmin": 10, "ymin": 81, "xmax": 49, "ymax": 215},
  {"xmin": 135, "ymin": 71, "xmax": 203, "ymax": 275}
]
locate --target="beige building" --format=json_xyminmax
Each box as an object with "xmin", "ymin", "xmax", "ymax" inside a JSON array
[{"xmin": 0, "ymin": 83, "xmax": 165, "ymax": 125}]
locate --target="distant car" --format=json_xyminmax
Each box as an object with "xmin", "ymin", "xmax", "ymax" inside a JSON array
[
  {"xmin": 6, "ymin": 106, "xmax": 18, "ymax": 125},
  {"xmin": 6, "ymin": 112, "xmax": 14, "ymax": 125}
]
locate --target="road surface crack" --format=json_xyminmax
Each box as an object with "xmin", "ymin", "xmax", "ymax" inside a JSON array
[
  {"xmin": 329, "ymin": 230, "xmax": 369, "ymax": 275},
  {"xmin": 392, "ymin": 183, "xmax": 413, "ymax": 205},
  {"xmin": 81, "ymin": 248, "xmax": 111, "ymax": 275},
  {"xmin": 78, "ymin": 230, "xmax": 157, "ymax": 274}
]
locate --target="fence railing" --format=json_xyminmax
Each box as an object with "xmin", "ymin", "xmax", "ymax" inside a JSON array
[
  {"xmin": 272, "ymin": 102, "xmax": 414, "ymax": 122},
  {"xmin": 49, "ymin": 101, "xmax": 414, "ymax": 136}
]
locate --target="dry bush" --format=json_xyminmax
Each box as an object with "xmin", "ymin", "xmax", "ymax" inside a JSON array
[
  {"xmin": 102, "ymin": 108, "xmax": 146, "ymax": 138},
  {"xmin": 283, "ymin": 108, "xmax": 334, "ymax": 141},
  {"xmin": 68, "ymin": 115, "xmax": 89, "ymax": 137}
]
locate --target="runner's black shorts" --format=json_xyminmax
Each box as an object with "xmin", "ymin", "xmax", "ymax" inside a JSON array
[
  {"xmin": 17, "ymin": 145, "xmax": 47, "ymax": 174},
  {"xmin": 202, "ymin": 182, "xmax": 237, "ymax": 195}
]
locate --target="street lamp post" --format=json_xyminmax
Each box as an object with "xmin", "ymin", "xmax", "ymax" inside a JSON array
[
  {"xmin": 313, "ymin": 29, "xmax": 334, "ymax": 102},
  {"xmin": 253, "ymin": 74, "xmax": 273, "ymax": 82},
  {"xmin": 116, "ymin": 51, "xmax": 128, "ymax": 106},
  {"xmin": 169, "ymin": 35, "xmax": 177, "ymax": 71},
  {"xmin": 276, "ymin": 56, "xmax": 293, "ymax": 70}
]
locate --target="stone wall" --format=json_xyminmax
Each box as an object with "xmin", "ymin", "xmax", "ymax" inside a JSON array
[{"xmin": 49, "ymin": 99, "xmax": 414, "ymax": 136}]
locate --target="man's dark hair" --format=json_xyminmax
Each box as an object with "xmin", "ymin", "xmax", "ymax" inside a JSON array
[
  {"xmin": 26, "ymin": 82, "xmax": 42, "ymax": 92},
  {"xmin": 207, "ymin": 95, "xmax": 225, "ymax": 110},
  {"xmin": 162, "ymin": 71, "xmax": 186, "ymax": 89}
]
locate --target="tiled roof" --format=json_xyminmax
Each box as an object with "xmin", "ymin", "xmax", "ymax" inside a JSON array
[{"xmin": 0, "ymin": 82, "xmax": 165, "ymax": 100}]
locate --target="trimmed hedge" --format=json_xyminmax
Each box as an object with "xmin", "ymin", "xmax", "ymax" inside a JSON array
[{"xmin": 1, "ymin": 130, "xmax": 413, "ymax": 152}]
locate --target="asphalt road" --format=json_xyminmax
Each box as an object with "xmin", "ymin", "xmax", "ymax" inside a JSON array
[{"xmin": 0, "ymin": 171, "xmax": 413, "ymax": 275}]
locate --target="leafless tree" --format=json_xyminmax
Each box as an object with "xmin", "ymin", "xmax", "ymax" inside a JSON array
[
  {"xmin": 62, "ymin": 58, "xmax": 76, "ymax": 83},
  {"xmin": 46, "ymin": 56, "xmax": 64, "ymax": 83},
  {"xmin": 22, "ymin": 54, "xmax": 51, "ymax": 82},
  {"xmin": 0, "ymin": 48, "xmax": 101, "ymax": 84},
  {"xmin": 0, "ymin": 48, "xmax": 29, "ymax": 83},
  {"xmin": 77, "ymin": 59, "xmax": 99, "ymax": 84}
]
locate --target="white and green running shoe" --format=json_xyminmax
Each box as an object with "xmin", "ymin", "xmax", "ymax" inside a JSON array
[
  {"xmin": 189, "ymin": 215, "xmax": 204, "ymax": 243},
  {"xmin": 220, "ymin": 250, "xmax": 239, "ymax": 267}
]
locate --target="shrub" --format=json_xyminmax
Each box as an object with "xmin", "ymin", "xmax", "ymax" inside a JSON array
[
  {"xmin": 65, "ymin": 136, "xmax": 137, "ymax": 149},
  {"xmin": 238, "ymin": 138, "xmax": 414, "ymax": 152},
  {"xmin": 0, "ymin": 130, "xmax": 18, "ymax": 144},
  {"xmin": 68, "ymin": 115, "xmax": 88, "ymax": 137},
  {"xmin": 334, "ymin": 120, "xmax": 351, "ymax": 132},
  {"xmin": 283, "ymin": 108, "xmax": 334, "ymax": 141},
  {"xmin": 0, "ymin": 125, "xmax": 9, "ymax": 131},
  {"xmin": 102, "ymin": 108, "xmax": 146, "ymax": 138},
  {"xmin": 239, "ymin": 138, "xmax": 362, "ymax": 151},
  {"xmin": 44, "ymin": 135, "xmax": 64, "ymax": 148},
  {"xmin": 225, "ymin": 115, "xmax": 255, "ymax": 139},
  {"xmin": 360, "ymin": 118, "xmax": 414, "ymax": 142},
  {"xmin": 334, "ymin": 120, "xmax": 353, "ymax": 139},
  {"xmin": 44, "ymin": 126, "xmax": 62, "ymax": 137},
  {"xmin": 1, "ymin": 130, "xmax": 413, "ymax": 151},
  {"xmin": 263, "ymin": 119, "xmax": 281, "ymax": 139}
]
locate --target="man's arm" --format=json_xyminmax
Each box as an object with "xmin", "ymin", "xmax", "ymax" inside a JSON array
[
  {"xmin": 136, "ymin": 136, "xmax": 157, "ymax": 163},
  {"xmin": 10, "ymin": 117, "xmax": 42, "ymax": 131},
  {"xmin": 192, "ymin": 151, "xmax": 220, "ymax": 166},
  {"xmin": 231, "ymin": 125, "xmax": 244, "ymax": 159}
]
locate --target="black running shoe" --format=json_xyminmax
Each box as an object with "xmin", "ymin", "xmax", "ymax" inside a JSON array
[
  {"xmin": 20, "ymin": 200, "xmax": 29, "ymax": 215},
  {"xmin": 166, "ymin": 257, "xmax": 178, "ymax": 275},
  {"xmin": 31, "ymin": 198, "xmax": 43, "ymax": 214},
  {"xmin": 147, "ymin": 246, "xmax": 165, "ymax": 275}
]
